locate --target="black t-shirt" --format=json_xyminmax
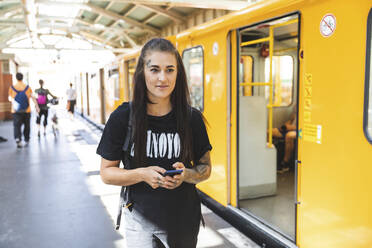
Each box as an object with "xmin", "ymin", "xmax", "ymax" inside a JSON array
[{"xmin": 96, "ymin": 102, "xmax": 212, "ymax": 233}]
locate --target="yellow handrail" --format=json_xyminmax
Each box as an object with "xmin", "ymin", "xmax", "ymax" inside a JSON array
[
  {"xmin": 240, "ymin": 37, "xmax": 270, "ymax": 47},
  {"xmin": 268, "ymin": 26, "xmax": 274, "ymax": 147}
]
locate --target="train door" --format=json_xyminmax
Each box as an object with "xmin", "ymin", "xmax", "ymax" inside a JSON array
[
  {"xmin": 82, "ymin": 72, "xmax": 89, "ymax": 116},
  {"xmin": 236, "ymin": 14, "xmax": 299, "ymax": 239},
  {"xmin": 99, "ymin": 68, "xmax": 105, "ymax": 124}
]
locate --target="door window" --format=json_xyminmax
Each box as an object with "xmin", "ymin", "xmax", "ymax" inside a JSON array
[
  {"xmin": 265, "ymin": 55, "xmax": 294, "ymax": 106},
  {"xmin": 183, "ymin": 46, "xmax": 204, "ymax": 111}
]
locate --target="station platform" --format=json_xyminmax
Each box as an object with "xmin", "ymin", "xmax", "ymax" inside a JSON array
[{"xmin": 0, "ymin": 110, "xmax": 260, "ymax": 248}]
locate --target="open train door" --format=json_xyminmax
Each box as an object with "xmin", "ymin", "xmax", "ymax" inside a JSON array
[{"xmin": 231, "ymin": 14, "xmax": 300, "ymax": 242}]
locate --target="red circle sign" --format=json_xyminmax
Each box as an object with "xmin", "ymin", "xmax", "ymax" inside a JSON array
[{"xmin": 320, "ymin": 14, "xmax": 336, "ymax": 37}]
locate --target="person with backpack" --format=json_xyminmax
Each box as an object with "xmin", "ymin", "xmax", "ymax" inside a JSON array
[
  {"xmin": 8, "ymin": 72, "xmax": 40, "ymax": 148},
  {"xmin": 35, "ymin": 79, "xmax": 56, "ymax": 137},
  {"xmin": 97, "ymin": 38, "xmax": 212, "ymax": 248}
]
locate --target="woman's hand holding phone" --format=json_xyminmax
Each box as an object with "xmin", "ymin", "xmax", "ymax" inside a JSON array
[
  {"xmin": 162, "ymin": 162, "xmax": 185, "ymax": 189},
  {"xmin": 141, "ymin": 166, "xmax": 166, "ymax": 189}
]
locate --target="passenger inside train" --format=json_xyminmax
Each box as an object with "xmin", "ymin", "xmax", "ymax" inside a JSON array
[{"xmin": 270, "ymin": 106, "xmax": 297, "ymax": 173}]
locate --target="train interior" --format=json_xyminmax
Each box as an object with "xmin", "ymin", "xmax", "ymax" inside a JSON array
[{"xmin": 237, "ymin": 14, "xmax": 299, "ymax": 239}]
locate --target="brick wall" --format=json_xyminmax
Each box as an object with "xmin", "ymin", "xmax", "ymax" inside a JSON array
[{"xmin": 0, "ymin": 61, "xmax": 13, "ymax": 120}]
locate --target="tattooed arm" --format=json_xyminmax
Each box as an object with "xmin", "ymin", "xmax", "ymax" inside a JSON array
[
  {"xmin": 184, "ymin": 151, "xmax": 212, "ymax": 184},
  {"xmin": 163, "ymin": 151, "xmax": 211, "ymax": 189}
]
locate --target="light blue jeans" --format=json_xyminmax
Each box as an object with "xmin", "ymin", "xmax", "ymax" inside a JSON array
[
  {"xmin": 123, "ymin": 208, "xmax": 198, "ymax": 248},
  {"xmin": 124, "ymin": 208, "xmax": 169, "ymax": 248}
]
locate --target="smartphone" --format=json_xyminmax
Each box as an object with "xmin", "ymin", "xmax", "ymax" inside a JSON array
[{"xmin": 163, "ymin": 169, "xmax": 183, "ymax": 177}]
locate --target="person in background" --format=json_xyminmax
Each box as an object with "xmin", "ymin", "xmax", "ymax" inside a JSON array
[
  {"xmin": 8, "ymin": 72, "xmax": 40, "ymax": 148},
  {"xmin": 66, "ymin": 83, "xmax": 77, "ymax": 119},
  {"xmin": 271, "ymin": 107, "xmax": 297, "ymax": 173},
  {"xmin": 97, "ymin": 38, "xmax": 212, "ymax": 248},
  {"xmin": 35, "ymin": 79, "xmax": 56, "ymax": 137}
]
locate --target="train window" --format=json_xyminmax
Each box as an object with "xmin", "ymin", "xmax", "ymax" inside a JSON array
[
  {"xmin": 239, "ymin": 55, "xmax": 253, "ymax": 96},
  {"xmin": 128, "ymin": 59, "xmax": 136, "ymax": 101},
  {"xmin": 264, "ymin": 55, "xmax": 294, "ymax": 106},
  {"xmin": 182, "ymin": 46, "xmax": 204, "ymax": 111},
  {"xmin": 364, "ymin": 9, "xmax": 372, "ymax": 143},
  {"xmin": 109, "ymin": 68, "xmax": 120, "ymax": 99},
  {"xmin": 113, "ymin": 74, "xmax": 120, "ymax": 100}
]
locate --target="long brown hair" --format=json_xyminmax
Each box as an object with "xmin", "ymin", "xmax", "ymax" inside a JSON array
[{"xmin": 131, "ymin": 38, "xmax": 192, "ymax": 166}]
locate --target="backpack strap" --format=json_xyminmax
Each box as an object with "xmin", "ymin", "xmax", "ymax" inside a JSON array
[
  {"xmin": 116, "ymin": 102, "xmax": 133, "ymax": 230},
  {"xmin": 11, "ymin": 85, "xmax": 29, "ymax": 94},
  {"xmin": 11, "ymin": 85, "xmax": 19, "ymax": 94},
  {"xmin": 122, "ymin": 101, "xmax": 133, "ymax": 155}
]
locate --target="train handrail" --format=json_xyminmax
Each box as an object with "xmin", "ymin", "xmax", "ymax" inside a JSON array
[{"xmin": 239, "ymin": 18, "xmax": 298, "ymax": 147}]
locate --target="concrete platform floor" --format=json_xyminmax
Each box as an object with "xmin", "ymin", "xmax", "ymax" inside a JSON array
[{"xmin": 0, "ymin": 110, "xmax": 260, "ymax": 248}]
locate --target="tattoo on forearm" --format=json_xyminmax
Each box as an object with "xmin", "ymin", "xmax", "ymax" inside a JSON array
[
  {"xmin": 196, "ymin": 164, "xmax": 208, "ymax": 174},
  {"xmin": 187, "ymin": 152, "xmax": 211, "ymax": 184}
]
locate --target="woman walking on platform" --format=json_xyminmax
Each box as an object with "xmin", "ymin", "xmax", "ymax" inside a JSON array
[
  {"xmin": 35, "ymin": 79, "xmax": 56, "ymax": 137},
  {"xmin": 97, "ymin": 38, "xmax": 212, "ymax": 248}
]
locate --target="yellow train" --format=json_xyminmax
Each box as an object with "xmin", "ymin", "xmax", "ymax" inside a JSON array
[{"xmin": 74, "ymin": 0, "xmax": 372, "ymax": 247}]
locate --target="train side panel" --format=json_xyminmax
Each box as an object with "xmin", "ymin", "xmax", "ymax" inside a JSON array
[
  {"xmin": 298, "ymin": 1, "xmax": 372, "ymax": 247},
  {"xmin": 177, "ymin": 32, "xmax": 229, "ymax": 206},
  {"xmin": 175, "ymin": 0, "xmax": 372, "ymax": 247}
]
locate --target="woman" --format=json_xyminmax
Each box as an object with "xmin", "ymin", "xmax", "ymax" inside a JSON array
[
  {"xmin": 35, "ymin": 79, "xmax": 56, "ymax": 137},
  {"xmin": 96, "ymin": 38, "xmax": 212, "ymax": 248}
]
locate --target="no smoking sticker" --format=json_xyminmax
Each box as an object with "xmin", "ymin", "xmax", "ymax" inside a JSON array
[{"xmin": 320, "ymin": 14, "xmax": 336, "ymax": 37}]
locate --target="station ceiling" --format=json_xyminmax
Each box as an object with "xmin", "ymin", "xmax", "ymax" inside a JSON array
[{"xmin": 0, "ymin": 0, "xmax": 257, "ymax": 54}]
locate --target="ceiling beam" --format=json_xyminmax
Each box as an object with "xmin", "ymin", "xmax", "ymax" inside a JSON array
[
  {"xmin": 99, "ymin": 4, "xmax": 139, "ymax": 46},
  {"xmin": 100, "ymin": 4, "xmax": 137, "ymax": 37},
  {"xmin": 35, "ymin": 1, "xmax": 89, "ymax": 10},
  {"xmin": 44, "ymin": 28, "xmax": 112, "ymax": 49},
  {"xmin": 75, "ymin": 18, "xmax": 138, "ymax": 35},
  {"xmin": 79, "ymin": 30, "xmax": 120, "ymax": 48},
  {"xmin": 86, "ymin": 3, "xmax": 160, "ymax": 34},
  {"xmin": 34, "ymin": 0, "xmax": 251, "ymax": 11},
  {"xmin": 94, "ymin": 1, "xmax": 115, "ymax": 24},
  {"xmin": 0, "ymin": 4, "xmax": 22, "ymax": 18},
  {"xmin": 34, "ymin": 17, "xmax": 137, "ymax": 34},
  {"xmin": 128, "ymin": 0, "xmax": 251, "ymax": 10},
  {"xmin": 143, "ymin": 13, "xmax": 158, "ymax": 24},
  {"xmin": 0, "ymin": 46, "xmax": 134, "ymax": 53},
  {"xmin": 119, "ymin": 31, "xmax": 138, "ymax": 48},
  {"xmin": 0, "ymin": 19, "xmax": 24, "ymax": 24},
  {"xmin": 0, "ymin": 24, "xmax": 111, "ymax": 48},
  {"xmin": 123, "ymin": 4, "xmax": 138, "ymax": 16},
  {"xmin": 136, "ymin": 4, "xmax": 186, "ymax": 24},
  {"xmin": 37, "ymin": 15, "xmax": 75, "ymax": 22},
  {"xmin": 0, "ymin": 31, "xmax": 28, "ymax": 48},
  {"xmin": 73, "ymin": 9, "xmax": 84, "ymax": 27},
  {"xmin": 21, "ymin": 0, "xmax": 39, "ymax": 47},
  {"xmin": 0, "ymin": 30, "xmax": 25, "ymax": 44}
]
